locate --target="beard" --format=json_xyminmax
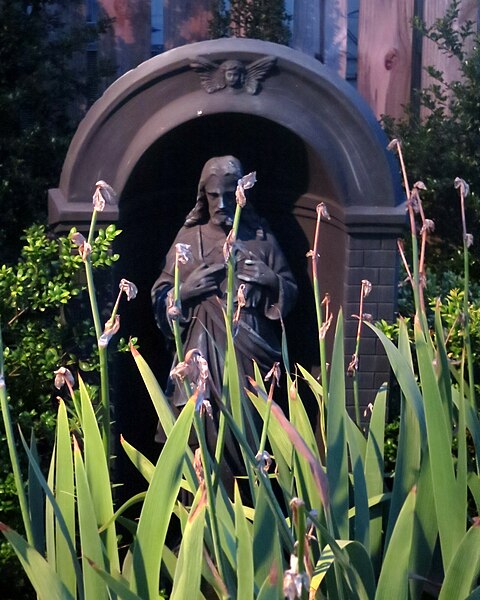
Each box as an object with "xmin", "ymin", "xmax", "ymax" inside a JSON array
[{"xmin": 211, "ymin": 213, "xmax": 233, "ymax": 227}]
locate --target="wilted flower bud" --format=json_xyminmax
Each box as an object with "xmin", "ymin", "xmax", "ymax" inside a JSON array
[
  {"xmin": 387, "ymin": 138, "xmax": 400, "ymax": 152},
  {"xmin": 283, "ymin": 554, "xmax": 309, "ymax": 600},
  {"xmin": 413, "ymin": 180, "xmax": 427, "ymax": 191},
  {"xmin": 408, "ymin": 188, "xmax": 421, "ymax": 213},
  {"xmin": 119, "ymin": 279, "xmax": 138, "ymax": 301},
  {"xmin": 420, "ymin": 219, "xmax": 435, "ymax": 234},
  {"xmin": 171, "ymin": 349, "xmax": 210, "ymax": 407},
  {"xmin": 363, "ymin": 403, "xmax": 374, "ymax": 417},
  {"xmin": 255, "ymin": 450, "xmax": 272, "ymax": 472},
  {"xmin": 361, "ymin": 279, "xmax": 373, "ymax": 298},
  {"xmin": 193, "ymin": 448, "xmax": 204, "ymax": 485},
  {"xmin": 54, "ymin": 367, "xmax": 74, "ymax": 390},
  {"xmin": 175, "ymin": 243, "xmax": 192, "ymax": 264},
  {"xmin": 98, "ymin": 315, "xmax": 120, "ymax": 348},
  {"xmin": 235, "ymin": 171, "xmax": 256, "ymax": 207},
  {"xmin": 223, "ymin": 229, "xmax": 236, "ymax": 262},
  {"xmin": 465, "ymin": 233, "xmax": 474, "ymax": 248},
  {"xmin": 290, "ymin": 497, "xmax": 305, "ymax": 510},
  {"xmin": 454, "ymin": 177, "xmax": 470, "ymax": 198},
  {"xmin": 264, "ymin": 361, "xmax": 281, "ymax": 387},
  {"xmin": 93, "ymin": 180, "xmax": 116, "ymax": 212},
  {"xmin": 347, "ymin": 353, "xmax": 359, "ymax": 376},
  {"xmin": 239, "ymin": 171, "xmax": 257, "ymax": 190},
  {"xmin": 71, "ymin": 232, "xmax": 92, "ymax": 260},
  {"xmin": 316, "ymin": 202, "xmax": 331, "ymax": 220}
]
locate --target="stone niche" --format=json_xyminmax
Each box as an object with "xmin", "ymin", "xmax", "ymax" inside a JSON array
[{"xmin": 49, "ymin": 38, "xmax": 404, "ymax": 481}]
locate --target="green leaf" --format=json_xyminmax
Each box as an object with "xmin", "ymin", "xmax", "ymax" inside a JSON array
[
  {"xmin": 327, "ymin": 312, "xmax": 349, "ymax": 539},
  {"xmin": 346, "ymin": 415, "xmax": 369, "ymax": 549},
  {"xmin": 253, "ymin": 483, "xmax": 283, "ymax": 594},
  {"xmin": 28, "ymin": 431, "xmax": 45, "ymax": 553},
  {"xmin": 130, "ymin": 345, "xmax": 176, "ymax": 437},
  {"xmin": 375, "ymin": 486, "xmax": 416, "ymax": 600},
  {"xmin": 45, "ymin": 448, "xmax": 56, "ymax": 566},
  {"xmin": 55, "ymin": 399, "xmax": 76, "ymax": 597},
  {"xmin": 87, "ymin": 560, "xmax": 143, "ymax": 600},
  {"xmin": 439, "ymin": 521, "xmax": 480, "ymax": 600},
  {"xmin": 414, "ymin": 321, "xmax": 464, "ymax": 571},
  {"xmin": 19, "ymin": 427, "xmax": 83, "ymax": 596},
  {"xmin": 73, "ymin": 437, "xmax": 108, "ymax": 600},
  {"xmin": 130, "ymin": 398, "xmax": 195, "ymax": 597},
  {"xmin": 120, "ymin": 435, "xmax": 155, "ymax": 483},
  {"xmin": 364, "ymin": 384, "xmax": 386, "ymax": 571},
  {"xmin": 234, "ymin": 482, "xmax": 254, "ymax": 600},
  {"xmin": 0, "ymin": 524, "xmax": 74, "ymax": 600},
  {"xmin": 171, "ymin": 487, "xmax": 207, "ymax": 600},
  {"xmin": 367, "ymin": 321, "xmax": 426, "ymax": 439},
  {"xmin": 407, "ymin": 448, "xmax": 437, "ymax": 599},
  {"xmin": 288, "ymin": 374, "xmax": 320, "ymax": 458},
  {"xmin": 80, "ymin": 376, "xmax": 120, "ymax": 572},
  {"xmin": 257, "ymin": 564, "xmax": 281, "ymax": 600},
  {"xmin": 311, "ymin": 540, "xmax": 375, "ymax": 600}
]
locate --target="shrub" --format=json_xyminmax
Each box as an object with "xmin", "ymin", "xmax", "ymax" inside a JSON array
[{"xmin": 0, "ymin": 222, "xmax": 119, "ymax": 597}]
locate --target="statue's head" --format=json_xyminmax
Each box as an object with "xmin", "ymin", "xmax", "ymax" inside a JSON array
[
  {"xmin": 185, "ymin": 156, "xmax": 243, "ymax": 228},
  {"xmin": 220, "ymin": 60, "xmax": 245, "ymax": 88}
]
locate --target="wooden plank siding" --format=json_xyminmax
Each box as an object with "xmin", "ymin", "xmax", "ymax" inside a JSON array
[
  {"xmin": 93, "ymin": 0, "xmax": 478, "ymax": 122},
  {"xmin": 421, "ymin": 0, "xmax": 478, "ymax": 116},
  {"xmin": 163, "ymin": 0, "xmax": 211, "ymax": 51},
  {"xmin": 357, "ymin": 0, "xmax": 415, "ymax": 120}
]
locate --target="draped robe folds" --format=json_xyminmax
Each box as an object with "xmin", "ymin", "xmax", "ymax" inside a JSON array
[{"xmin": 151, "ymin": 220, "xmax": 297, "ymax": 421}]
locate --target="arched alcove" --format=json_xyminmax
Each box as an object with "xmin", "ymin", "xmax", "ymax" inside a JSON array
[{"xmin": 49, "ymin": 38, "xmax": 404, "ymax": 491}]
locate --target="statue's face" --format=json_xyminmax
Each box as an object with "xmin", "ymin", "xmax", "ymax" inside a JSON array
[
  {"xmin": 222, "ymin": 61, "xmax": 243, "ymax": 87},
  {"xmin": 205, "ymin": 176, "xmax": 236, "ymax": 227}
]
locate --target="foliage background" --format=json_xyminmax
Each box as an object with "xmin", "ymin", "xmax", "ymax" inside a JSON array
[{"xmin": 0, "ymin": 0, "xmax": 111, "ymax": 262}]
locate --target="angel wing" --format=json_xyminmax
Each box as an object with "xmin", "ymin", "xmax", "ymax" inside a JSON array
[
  {"xmin": 190, "ymin": 56, "xmax": 226, "ymax": 94},
  {"xmin": 244, "ymin": 56, "xmax": 277, "ymax": 95}
]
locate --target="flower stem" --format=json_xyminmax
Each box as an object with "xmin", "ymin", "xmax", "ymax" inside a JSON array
[
  {"xmin": 172, "ymin": 255, "xmax": 185, "ymax": 363},
  {"xmin": 214, "ymin": 203, "xmax": 243, "ymax": 485},
  {"xmin": 193, "ymin": 412, "xmax": 230, "ymax": 590},
  {"xmin": 84, "ymin": 215, "xmax": 111, "ymax": 459},
  {"xmin": 461, "ymin": 230, "xmax": 475, "ymax": 408}
]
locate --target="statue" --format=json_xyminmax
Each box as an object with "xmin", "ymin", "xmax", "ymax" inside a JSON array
[
  {"xmin": 190, "ymin": 56, "xmax": 276, "ymax": 95},
  {"xmin": 151, "ymin": 156, "xmax": 297, "ymax": 445}
]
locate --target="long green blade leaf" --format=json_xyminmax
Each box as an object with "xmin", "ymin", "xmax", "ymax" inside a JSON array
[
  {"xmin": 131, "ymin": 398, "xmax": 195, "ymax": 597},
  {"xmin": 414, "ymin": 320, "xmax": 464, "ymax": 570},
  {"xmin": 234, "ymin": 482, "xmax": 254, "ymax": 600},
  {"xmin": 364, "ymin": 384, "xmax": 386, "ymax": 571},
  {"xmin": 73, "ymin": 436, "xmax": 108, "ymax": 600},
  {"xmin": 0, "ymin": 523, "xmax": 74, "ymax": 600},
  {"xmin": 375, "ymin": 486, "xmax": 416, "ymax": 600},
  {"xmin": 171, "ymin": 487, "xmax": 207, "ymax": 600},
  {"xmin": 327, "ymin": 312, "xmax": 348, "ymax": 539},
  {"xmin": 80, "ymin": 376, "xmax": 120, "ymax": 572},
  {"xmin": 439, "ymin": 521, "xmax": 480, "ymax": 600},
  {"xmin": 55, "ymin": 399, "xmax": 76, "ymax": 597}
]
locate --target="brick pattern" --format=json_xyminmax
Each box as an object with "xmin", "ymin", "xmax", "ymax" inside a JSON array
[{"xmin": 343, "ymin": 233, "xmax": 399, "ymax": 413}]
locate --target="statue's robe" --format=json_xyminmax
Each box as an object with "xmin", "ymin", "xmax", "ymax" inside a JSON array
[{"xmin": 151, "ymin": 220, "xmax": 297, "ymax": 451}]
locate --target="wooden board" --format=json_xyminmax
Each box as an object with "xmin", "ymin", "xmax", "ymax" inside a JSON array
[
  {"xmin": 421, "ymin": 0, "xmax": 478, "ymax": 105},
  {"xmin": 324, "ymin": 0, "xmax": 348, "ymax": 77},
  {"xmin": 357, "ymin": 0, "xmax": 414, "ymax": 120},
  {"xmin": 97, "ymin": 0, "xmax": 151, "ymax": 75},
  {"xmin": 163, "ymin": 0, "xmax": 211, "ymax": 51}
]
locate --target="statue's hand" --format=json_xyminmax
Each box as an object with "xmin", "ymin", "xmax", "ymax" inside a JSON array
[
  {"xmin": 237, "ymin": 259, "xmax": 278, "ymax": 291},
  {"xmin": 179, "ymin": 263, "xmax": 224, "ymax": 302}
]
